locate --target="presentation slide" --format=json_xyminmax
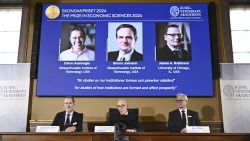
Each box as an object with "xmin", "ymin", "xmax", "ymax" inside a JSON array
[{"xmin": 37, "ymin": 3, "xmax": 213, "ymax": 96}]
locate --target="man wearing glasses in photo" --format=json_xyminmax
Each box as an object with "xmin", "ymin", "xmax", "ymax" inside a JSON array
[
  {"xmin": 156, "ymin": 24, "xmax": 191, "ymax": 61},
  {"xmin": 168, "ymin": 93, "xmax": 200, "ymax": 133}
]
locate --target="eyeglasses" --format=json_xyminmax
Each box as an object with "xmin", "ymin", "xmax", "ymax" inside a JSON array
[
  {"xmin": 64, "ymin": 102, "xmax": 73, "ymax": 105},
  {"xmin": 166, "ymin": 34, "xmax": 181, "ymax": 37},
  {"xmin": 117, "ymin": 104, "xmax": 127, "ymax": 108},
  {"xmin": 175, "ymin": 99, "xmax": 185, "ymax": 103}
]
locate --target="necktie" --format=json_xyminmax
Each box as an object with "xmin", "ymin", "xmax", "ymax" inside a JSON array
[
  {"xmin": 181, "ymin": 110, "xmax": 186, "ymax": 128},
  {"xmin": 173, "ymin": 50, "xmax": 182, "ymax": 59},
  {"xmin": 65, "ymin": 113, "xmax": 70, "ymax": 128}
]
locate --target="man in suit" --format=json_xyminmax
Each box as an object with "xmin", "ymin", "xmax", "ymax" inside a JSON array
[
  {"xmin": 108, "ymin": 24, "xmax": 143, "ymax": 61},
  {"xmin": 156, "ymin": 24, "xmax": 191, "ymax": 61},
  {"xmin": 109, "ymin": 99, "xmax": 139, "ymax": 132},
  {"xmin": 51, "ymin": 96, "xmax": 83, "ymax": 132},
  {"xmin": 168, "ymin": 93, "xmax": 200, "ymax": 133}
]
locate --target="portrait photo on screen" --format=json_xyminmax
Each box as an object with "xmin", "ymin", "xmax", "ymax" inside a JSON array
[
  {"xmin": 107, "ymin": 22, "xmax": 143, "ymax": 62},
  {"xmin": 156, "ymin": 22, "xmax": 192, "ymax": 61},
  {"xmin": 59, "ymin": 22, "xmax": 96, "ymax": 61}
]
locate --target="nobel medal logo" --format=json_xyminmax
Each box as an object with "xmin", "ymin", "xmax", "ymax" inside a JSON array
[
  {"xmin": 45, "ymin": 5, "xmax": 60, "ymax": 19},
  {"xmin": 170, "ymin": 6, "xmax": 180, "ymax": 17},
  {"xmin": 223, "ymin": 85, "xmax": 234, "ymax": 98}
]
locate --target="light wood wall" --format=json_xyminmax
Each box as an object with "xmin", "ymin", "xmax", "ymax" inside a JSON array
[{"xmin": 26, "ymin": 0, "xmax": 229, "ymax": 122}]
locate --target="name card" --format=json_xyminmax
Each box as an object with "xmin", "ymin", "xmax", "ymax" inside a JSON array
[
  {"xmin": 94, "ymin": 126, "xmax": 115, "ymax": 132},
  {"xmin": 186, "ymin": 126, "xmax": 210, "ymax": 133},
  {"xmin": 36, "ymin": 126, "xmax": 60, "ymax": 132}
]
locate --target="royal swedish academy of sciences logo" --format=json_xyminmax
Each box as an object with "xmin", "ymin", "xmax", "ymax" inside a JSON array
[
  {"xmin": 170, "ymin": 6, "xmax": 180, "ymax": 17},
  {"xmin": 45, "ymin": 5, "xmax": 60, "ymax": 19},
  {"xmin": 223, "ymin": 85, "xmax": 235, "ymax": 98}
]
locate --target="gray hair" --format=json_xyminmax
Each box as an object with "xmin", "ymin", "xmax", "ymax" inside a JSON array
[{"xmin": 176, "ymin": 93, "xmax": 188, "ymax": 101}]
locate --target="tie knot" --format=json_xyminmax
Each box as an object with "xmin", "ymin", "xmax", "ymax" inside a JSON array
[
  {"xmin": 67, "ymin": 113, "xmax": 70, "ymax": 117},
  {"xmin": 174, "ymin": 49, "xmax": 181, "ymax": 53},
  {"xmin": 182, "ymin": 111, "xmax": 186, "ymax": 117}
]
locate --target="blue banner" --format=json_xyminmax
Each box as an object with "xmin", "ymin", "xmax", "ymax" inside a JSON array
[{"xmin": 37, "ymin": 4, "xmax": 213, "ymax": 96}]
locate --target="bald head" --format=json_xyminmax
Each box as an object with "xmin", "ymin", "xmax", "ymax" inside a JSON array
[{"xmin": 117, "ymin": 99, "xmax": 128, "ymax": 115}]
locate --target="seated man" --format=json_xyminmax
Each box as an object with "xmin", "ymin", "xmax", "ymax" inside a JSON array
[
  {"xmin": 51, "ymin": 96, "xmax": 83, "ymax": 132},
  {"xmin": 109, "ymin": 99, "xmax": 139, "ymax": 132},
  {"xmin": 168, "ymin": 93, "xmax": 200, "ymax": 133}
]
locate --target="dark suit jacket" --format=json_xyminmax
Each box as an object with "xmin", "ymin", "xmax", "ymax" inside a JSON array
[
  {"xmin": 156, "ymin": 45, "xmax": 191, "ymax": 61},
  {"xmin": 108, "ymin": 108, "xmax": 143, "ymax": 132},
  {"xmin": 108, "ymin": 50, "xmax": 143, "ymax": 61},
  {"xmin": 51, "ymin": 111, "xmax": 83, "ymax": 132},
  {"xmin": 168, "ymin": 109, "xmax": 200, "ymax": 132}
]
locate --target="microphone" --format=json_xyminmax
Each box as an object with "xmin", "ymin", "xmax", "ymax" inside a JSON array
[
  {"xmin": 116, "ymin": 122, "xmax": 126, "ymax": 132},
  {"xmin": 114, "ymin": 122, "xmax": 128, "ymax": 141}
]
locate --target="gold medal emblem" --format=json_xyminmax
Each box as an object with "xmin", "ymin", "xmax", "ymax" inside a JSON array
[{"xmin": 45, "ymin": 5, "xmax": 60, "ymax": 20}]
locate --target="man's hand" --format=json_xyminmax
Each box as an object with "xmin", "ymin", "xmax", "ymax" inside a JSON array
[
  {"xmin": 65, "ymin": 126, "xmax": 76, "ymax": 132},
  {"xmin": 126, "ymin": 129, "xmax": 137, "ymax": 132},
  {"xmin": 180, "ymin": 128, "xmax": 187, "ymax": 133}
]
